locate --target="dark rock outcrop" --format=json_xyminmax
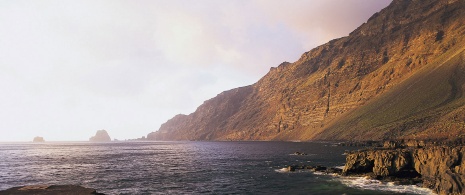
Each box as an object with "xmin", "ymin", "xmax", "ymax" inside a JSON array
[
  {"xmin": 0, "ymin": 185, "xmax": 104, "ymax": 195},
  {"xmin": 343, "ymin": 149, "xmax": 414, "ymax": 177},
  {"xmin": 413, "ymin": 147, "xmax": 465, "ymax": 194},
  {"xmin": 148, "ymin": 0, "xmax": 465, "ymax": 141},
  {"xmin": 32, "ymin": 136, "xmax": 45, "ymax": 142},
  {"xmin": 343, "ymin": 145, "xmax": 465, "ymax": 195},
  {"xmin": 89, "ymin": 130, "xmax": 111, "ymax": 142},
  {"xmin": 293, "ymin": 151, "xmax": 308, "ymax": 156},
  {"xmin": 285, "ymin": 164, "xmax": 342, "ymax": 175}
]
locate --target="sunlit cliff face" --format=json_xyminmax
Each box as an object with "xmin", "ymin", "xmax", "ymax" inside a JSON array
[{"xmin": 0, "ymin": 0, "xmax": 391, "ymax": 141}]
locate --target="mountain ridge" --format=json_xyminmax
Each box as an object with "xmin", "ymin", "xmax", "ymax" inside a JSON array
[{"xmin": 148, "ymin": 0, "xmax": 465, "ymax": 141}]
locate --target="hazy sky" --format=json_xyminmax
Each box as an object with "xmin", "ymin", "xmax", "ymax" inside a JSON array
[{"xmin": 0, "ymin": 0, "xmax": 391, "ymax": 141}]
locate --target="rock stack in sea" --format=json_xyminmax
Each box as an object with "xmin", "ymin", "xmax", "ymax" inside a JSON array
[
  {"xmin": 33, "ymin": 136, "xmax": 45, "ymax": 142},
  {"xmin": 89, "ymin": 130, "xmax": 111, "ymax": 142}
]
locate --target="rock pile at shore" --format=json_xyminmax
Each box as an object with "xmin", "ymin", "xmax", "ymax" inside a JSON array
[
  {"xmin": 343, "ymin": 141, "xmax": 465, "ymax": 195},
  {"xmin": 286, "ymin": 165, "xmax": 342, "ymax": 174},
  {"xmin": 0, "ymin": 185, "xmax": 104, "ymax": 195}
]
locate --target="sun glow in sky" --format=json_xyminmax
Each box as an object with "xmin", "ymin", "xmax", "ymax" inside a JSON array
[{"xmin": 0, "ymin": 0, "xmax": 391, "ymax": 141}]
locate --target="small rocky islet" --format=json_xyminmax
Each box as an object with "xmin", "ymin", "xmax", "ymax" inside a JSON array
[
  {"xmin": 89, "ymin": 130, "xmax": 111, "ymax": 142},
  {"xmin": 32, "ymin": 136, "xmax": 45, "ymax": 142}
]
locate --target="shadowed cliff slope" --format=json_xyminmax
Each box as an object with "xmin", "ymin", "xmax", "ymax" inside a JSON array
[
  {"xmin": 318, "ymin": 45, "xmax": 465, "ymax": 141},
  {"xmin": 148, "ymin": 0, "xmax": 465, "ymax": 141}
]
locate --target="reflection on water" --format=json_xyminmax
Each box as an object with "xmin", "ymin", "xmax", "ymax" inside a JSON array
[{"xmin": 0, "ymin": 142, "xmax": 430, "ymax": 194}]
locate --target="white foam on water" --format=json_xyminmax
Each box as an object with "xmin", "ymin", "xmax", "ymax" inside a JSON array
[
  {"xmin": 312, "ymin": 171, "xmax": 325, "ymax": 175},
  {"xmin": 275, "ymin": 168, "xmax": 289, "ymax": 173},
  {"xmin": 336, "ymin": 176, "xmax": 436, "ymax": 195},
  {"xmin": 335, "ymin": 165, "xmax": 345, "ymax": 170}
]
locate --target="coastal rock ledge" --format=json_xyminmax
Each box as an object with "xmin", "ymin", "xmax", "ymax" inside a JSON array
[
  {"xmin": 343, "ymin": 146, "xmax": 465, "ymax": 195},
  {"xmin": 0, "ymin": 185, "xmax": 104, "ymax": 195}
]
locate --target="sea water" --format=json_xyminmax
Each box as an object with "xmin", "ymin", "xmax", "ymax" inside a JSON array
[{"xmin": 0, "ymin": 141, "xmax": 434, "ymax": 194}]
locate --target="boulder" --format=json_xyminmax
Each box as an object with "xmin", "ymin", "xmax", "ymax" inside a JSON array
[{"xmin": 326, "ymin": 167, "xmax": 342, "ymax": 174}]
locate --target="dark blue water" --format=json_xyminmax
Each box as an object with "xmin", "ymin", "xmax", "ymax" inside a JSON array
[{"xmin": 0, "ymin": 142, "xmax": 433, "ymax": 194}]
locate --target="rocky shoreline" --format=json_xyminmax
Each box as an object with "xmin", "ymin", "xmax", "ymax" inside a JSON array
[
  {"xmin": 284, "ymin": 139, "xmax": 465, "ymax": 194},
  {"xmin": 341, "ymin": 139, "xmax": 465, "ymax": 195},
  {"xmin": 0, "ymin": 185, "xmax": 104, "ymax": 195}
]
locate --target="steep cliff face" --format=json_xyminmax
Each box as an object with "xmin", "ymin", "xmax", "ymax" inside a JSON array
[
  {"xmin": 148, "ymin": 0, "xmax": 465, "ymax": 141},
  {"xmin": 147, "ymin": 86, "xmax": 253, "ymax": 140},
  {"xmin": 344, "ymin": 145, "xmax": 465, "ymax": 195}
]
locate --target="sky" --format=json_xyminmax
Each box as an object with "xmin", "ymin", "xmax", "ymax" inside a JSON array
[{"xmin": 0, "ymin": 0, "xmax": 391, "ymax": 141}]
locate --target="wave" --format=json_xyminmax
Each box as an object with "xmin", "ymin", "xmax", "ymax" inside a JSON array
[
  {"xmin": 275, "ymin": 168, "xmax": 290, "ymax": 173},
  {"xmin": 334, "ymin": 165, "xmax": 345, "ymax": 170},
  {"xmin": 312, "ymin": 171, "xmax": 325, "ymax": 175},
  {"xmin": 274, "ymin": 166, "xmax": 434, "ymax": 194},
  {"xmin": 336, "ymin": 176, "xmax": 435, "ymax": 195}
]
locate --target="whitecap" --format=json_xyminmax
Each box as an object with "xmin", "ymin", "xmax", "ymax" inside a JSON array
[
  {"xmin": 334, "ymin": 165, "xmax": 345, "ymax": 170},
  {"xmin": 336, "ymin": 176, "xmax": 436, "ymax": 195},
  {"xmin": 274, "ymin": 168, "xmax": 289, "ymax": 173},
  {"xmin": 312, "ymin": 171, "xmax": 325, "ymax": 175}
]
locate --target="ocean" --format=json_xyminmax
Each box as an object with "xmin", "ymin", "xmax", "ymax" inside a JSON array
[{"xmin": 0, "ymin": 141, "xmax": 434, "ymax": 194}]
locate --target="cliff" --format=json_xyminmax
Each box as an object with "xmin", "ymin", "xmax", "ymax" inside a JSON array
[
  {"xmin": 148, "ymin": 86, "xmax": 253, "ymax": 140},
  {"xmin": 89, "ymin": 130, "xmax": 111, "ymax": 142},
  {"xmin": 343, "ymin": 144, "xmax": 465, "ymax": 195},
  {"xmin": 148, "ymin": 0, "xmax": 465, "ymax": 141}
]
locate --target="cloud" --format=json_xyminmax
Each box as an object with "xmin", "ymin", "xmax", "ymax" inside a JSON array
[
  {"xmin": 255, "ymin": 0, "xmax": 392, "ymax": 49},
  {"xmin": 0, "ymin": 0, "xmax": 391, "ymax": 141}
]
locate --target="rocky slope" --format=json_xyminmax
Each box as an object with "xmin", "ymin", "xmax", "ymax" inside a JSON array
[{"xmin": 148, "ymin": 0, "xmax": 465, "ymax": 141}]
